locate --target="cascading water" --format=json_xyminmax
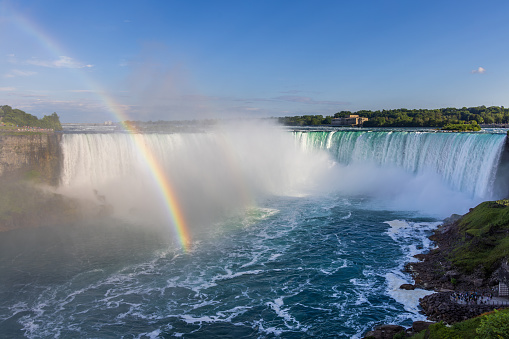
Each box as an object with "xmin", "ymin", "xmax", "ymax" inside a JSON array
[
  {"xmin": 295, "ymin": 130, "xmax": 507, "ymax": 200},
  {"xmin": 57, "ymin": 127, "xmax": 333, "ymax": 231},
  {"xmin": 1, "ymin": 125, "xmax": 508, "ymax": 338}
]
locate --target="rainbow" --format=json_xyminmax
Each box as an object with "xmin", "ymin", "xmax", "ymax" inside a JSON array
[{"xmin": 12, "ymin": 13, "xmax": 191, "ymax": 250}]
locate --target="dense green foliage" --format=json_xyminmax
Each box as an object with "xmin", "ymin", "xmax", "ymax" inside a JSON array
[
  {"xmin": 451, "ymin": 200, "xmax": 509, "ymax": 274},
  {"xmin": 476, "ymin": 309, "xmax": 509, "ymax": 338},
  {"xmin": 277, "ymin": 115, "xmax": 331, "ymax": 126},
  {"xmin": 441, "ymin": 122, "xmax": 481, "ymax": 131},
  {"xmin": 427, "ymin": 321, "xmax": 474, "ymax": 339},
  {"xmin": 0, "ymin": 105, "xmax": 62, "ymax": 130},
  {"xmin": 410, "ymin": 309, "xmax": 509, "ymax": 339},
  {"xmin": 278, "ymin": 105, "xmax": 509, "ymax": 127}
]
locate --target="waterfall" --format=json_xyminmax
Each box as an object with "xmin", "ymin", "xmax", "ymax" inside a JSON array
[
  {"xmin": 58, "ymin": 127, "xmax": 333, "ymax": 226},
  {"xmin": 57, "ymin": 128, "xmax": 507, "ymax": 221},
  {"xmin": 295, "ymin": 130, "xmax": 507, "ymax": 199}
]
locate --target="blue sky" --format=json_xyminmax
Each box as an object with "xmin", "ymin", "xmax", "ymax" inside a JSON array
[{"xmin": 1, "ymin": 0, "xmax": 509, "ymax": 123}]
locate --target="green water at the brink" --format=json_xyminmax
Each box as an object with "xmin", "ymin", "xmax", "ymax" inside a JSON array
[{"xmin": 0, "ymin": 127, "xmax": 507, "ymax": 338}]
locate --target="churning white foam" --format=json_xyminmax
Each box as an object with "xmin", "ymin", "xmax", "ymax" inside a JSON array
[
  {"xmin": 385, "ymin": 272, "xmax": 433, "ymax": 316},
  {"xmin": 384, "ymin": 219, "xmax": 440, "ymax": 316}
]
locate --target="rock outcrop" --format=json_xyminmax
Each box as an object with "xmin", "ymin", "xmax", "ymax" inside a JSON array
[
  {"xmin": 419, "ymin": 292, "xmax": 497, "ymax": 323},
  {"xmin": 363, "ymin": 324, "xmax": 405, "ymax": 339},
  {"xmin": 0, "ymin": 133, "xmax": 90, "ymax": 231},
  {"xmin": 0, "ymin": 133, "xmax": 61, "ymax": 186}
]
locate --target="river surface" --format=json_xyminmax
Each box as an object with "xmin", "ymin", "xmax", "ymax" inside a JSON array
[{"xmin": 0, "ymin": 125, "xmax": 507, "ymax": 338}]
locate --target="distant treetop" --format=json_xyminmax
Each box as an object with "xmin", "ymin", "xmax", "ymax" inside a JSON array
[
  {"xmin": 0, "ymin": 105, "xmax": 63, "ymax": 131},
  {"xmin": 278, "ymin": 105, "xmax": 509, "ymax": 127}
]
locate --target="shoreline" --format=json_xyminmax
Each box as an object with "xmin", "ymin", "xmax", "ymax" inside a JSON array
[
  {"xmin": 406, "ymin": 214, "xmax": 509, "ymax": 323},
  {"xmin": 363, "ymin": 206, "xmax": 509, "ymax": 338}
]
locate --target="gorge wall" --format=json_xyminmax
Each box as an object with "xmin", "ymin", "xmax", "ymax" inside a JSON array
[{"xmin": 0, "ymin": 133, "xmax": 62, "ymax": 186}]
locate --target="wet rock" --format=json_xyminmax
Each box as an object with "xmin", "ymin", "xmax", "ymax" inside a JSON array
[
  {"xmin": 445, "ymin": 270, "xmax": 460, "ymax": 279},
  {"xmin": 399, "ymin": 284, "xmax": 415, "ymax": 290},
  {"xmin": 411, "ymin": 321, "xmax": 433, "ymax": 333},
  {"xmin": 419, "ymin": 292, "xmax": 499, "ymax": 324},
  {"xmin": 363, "ymin": 324, "xmax": 405, "ymax": 339},
  {"xmin": 473, "ymin": 279, "xmax": 484, "ymax": 287},
  {"xmin": 442, "ymin": 214, "xmax": 462, "ymax": 226}
]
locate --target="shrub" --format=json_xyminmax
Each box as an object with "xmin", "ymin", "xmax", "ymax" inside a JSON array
[
  {"xmin": 476, "ymin": 309, "xmax": 509, "ymax": 338},
  {"xmin": 428, "ymin": 322, "xmax": 462, "ymax": 339}
]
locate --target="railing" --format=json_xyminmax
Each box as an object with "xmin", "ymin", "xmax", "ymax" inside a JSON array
[{"xmin": 450, "ymin": 295, "xmax": 509, "ymax": 307}]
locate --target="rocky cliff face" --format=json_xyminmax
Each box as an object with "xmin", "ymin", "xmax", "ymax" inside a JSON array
[
  {"xmin": 0, "ymin": 134, "xmax": 112, "ymax": 231},
  {"xmin": 0, "ymin": 133, "xmax": 62, "ymax": 186}
]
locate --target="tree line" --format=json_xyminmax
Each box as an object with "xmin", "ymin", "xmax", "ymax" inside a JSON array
[
  {"xmin": 278, "ymin": 106, "xmax": 509, "ymax": 127},
  {"xmin": 0, "ymin": 105, "xmax": 63, "ymax": 131}
]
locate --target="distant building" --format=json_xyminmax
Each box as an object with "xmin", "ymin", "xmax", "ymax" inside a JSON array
[
  {"xmin": 104, "ymin": 121, "xmax": 113, "ymax": 126},
  {"xmin": 331, "ymin": 115, "xmax": 368, "ymax": 126}
]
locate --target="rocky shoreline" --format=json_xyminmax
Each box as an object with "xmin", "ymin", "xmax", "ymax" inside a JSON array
[
  {"xmin": 419, "ymin": 291, "xmax": 504, "ymax": 323},
  {"xmin": 363, "ymin": 209, "xmax": 509, "ymax": 338}
]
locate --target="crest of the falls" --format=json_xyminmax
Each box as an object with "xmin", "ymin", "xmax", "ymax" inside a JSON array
[{"xmin": 295, "ymin": 130, "xmax": 506, "ymax": 200}]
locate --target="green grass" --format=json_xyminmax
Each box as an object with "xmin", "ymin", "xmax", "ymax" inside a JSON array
[
  {"xmin": 410, "ymin": 309, "xmax": 509, "ymax": 339},
  {"xmin": 450, "ymin": 200, "xmax": 509, "ymax": 274}
]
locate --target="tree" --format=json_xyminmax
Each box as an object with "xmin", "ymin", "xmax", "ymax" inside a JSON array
[
  {"xmin": 0, "ymin": 106, "xmax": 62, "ymax": 130},
  {"xmin": 476, "ymin": 310, "xmax": 509, "ymax": 339},
  {"xmin": 484, "ymin": 116, "xmax": 494, "ymax": 124}
]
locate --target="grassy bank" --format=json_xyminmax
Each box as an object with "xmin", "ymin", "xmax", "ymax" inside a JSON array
[
  {"xmin": 408, "ymin": 309, "xmax": 509, "ymax": 339},
  {"xmin": 450, "ymin": 200, "xmax": 509, "ymax": 274}
]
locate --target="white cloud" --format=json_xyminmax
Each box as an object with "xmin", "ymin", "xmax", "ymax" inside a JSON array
[
  {"xmin": 27, "ymin": 56, "xmax": 93, "ymax": 69},
  {"xmin": 4, "ymin": 69, "xmax": 37, "ymax": 78},
  {"xmin": 0, "ymin": 87, "xmax": 15, "ymax": 91},
  {"xmin": 471, "ymin": 66, "xmax": 486, "ymax": 74}
]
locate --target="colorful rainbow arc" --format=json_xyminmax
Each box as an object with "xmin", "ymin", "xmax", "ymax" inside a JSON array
[
  {"xmin": 13, "ymin": 14, "xmax": 191, "ymax": 250},
  {"xmin": 109, "ymin": 109, "xmax": 191, "ymax": 251}
]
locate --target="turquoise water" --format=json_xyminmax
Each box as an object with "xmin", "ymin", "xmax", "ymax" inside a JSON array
[
  {"xmin": 0, "ymin": 127, "xmax": 506, "ymax": 338},
  {"xmin": 0, "ymin": 194, "xmax": 438, "ymax": 338}
]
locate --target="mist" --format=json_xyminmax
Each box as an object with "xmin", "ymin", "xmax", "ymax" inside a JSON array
[
  {"xmin": 55, "ymin": 121, "xmax": 490, "ymax": 244},
  {"xmin": 56, "ymin": 121, "xmax": 333, "ymax": 236},
  {"xmin": 323, "ymin": 162, "xmax": 484, "ymax": 218},
  {"xmin": 2, "ymin": 123, "xmax": 502, "ymax": 338}
]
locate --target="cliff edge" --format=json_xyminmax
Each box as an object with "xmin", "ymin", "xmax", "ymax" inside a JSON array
[{"xmin": 0, "ymin": 133, "xmax": 62, "ymax": 186}]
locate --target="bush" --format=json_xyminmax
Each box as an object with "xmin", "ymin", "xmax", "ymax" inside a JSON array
[
  {"xmin": 393, "ymin": 332, "xmax": 406, "ymax": 339},
  {"xmin": 476, "ymin": 309, "xmax": 509, "ymax": 338},
  {"xmin": 441, "ymin": 123, "xmax": 481, "ymax": 131},
  {"xmin": 428, "ymin": 322, "xmax": 462, "ymax": 339}
]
